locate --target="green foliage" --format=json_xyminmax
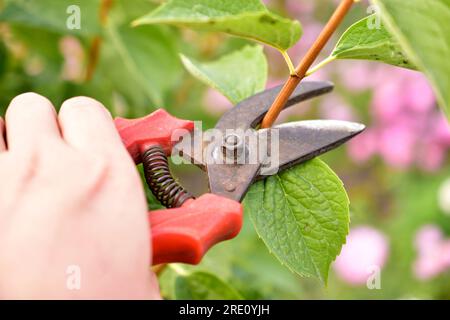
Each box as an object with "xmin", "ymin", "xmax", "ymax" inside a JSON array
[
  {"xmin": 386, "ymin": 171, "xmax": 450, "ymax": 299},
  {"xmin": 159, "ymin": 215, "xmax": 304, "ymax": 299},
  {"xmin": 244, "ymin": 159, "xmax": 349, "ymax": 283},
  {"xmin": 172, "ymin": 11, "xmax": 350, "ymax": 284},
  {"xmin": 104, "ymin": 23, "xmax": 181, "ymax": 106},
  {"xmin": 181, "ymin": 45, "xmax": 267, "ymax": 104},
  {"xmin": 371, "ymin": 0, "xmax": 450, "ymax": 120},
  {"xmin": 0, "ymin": 0, "xmax": 183, "ymax": 110},
  {"xmin": 0, "ymin": 0, "xmax": 101, "ymax": 36},
  {"xmin": 331, "ymin": 15, "xmax": 416, "ymax": 70},
  {"xmin": 1, "ymin": 0, "xmax": 449, "ymax": 300},
  {"xmin": 178, "ymin": 32, "xmax": 350, "ymax": 285},
  {"xmin": 99, "ymin": 0, "xmax": 184, "ymax": 108},
  {"xmin": 134, "ymin": 0, "xmax": 302, "ymax": 52},
  {"xmin": 174, "ymin": 270, "xmax": 244, "ymax": 300},
  {"xmin": 0, "ymin": 45, "xmax": 5, "ymax": 76}
]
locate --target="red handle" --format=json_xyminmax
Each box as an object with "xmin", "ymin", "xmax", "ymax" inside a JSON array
[
  {"xmin": 115, "ymin": 109, "xmax": 243, "ymax": 265},
  {"xmin": 150, "ymin": 194, "xmax": 242, "ymax": 265},
  {"xmin": 115, "ymin": 109, "xmax": 194, "ymax": 162}
]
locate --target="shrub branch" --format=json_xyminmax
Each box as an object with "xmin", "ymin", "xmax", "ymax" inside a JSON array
[{"xmin": 260, "ymin": 0, "xmax": 358, "ymax": 128}]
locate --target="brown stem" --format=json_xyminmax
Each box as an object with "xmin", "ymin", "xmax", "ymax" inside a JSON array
[
  {"xmin": 85, "ymin": 36, "xmax": 102, "ymax": 82},
  {"xmin": 99, "ymin": 0, "xmax": 114, "ymax": 24},
  {"xmin": 260, "ymin": 0, "xmax": 356, "ymax": 129},
  {"xmin": 84, "ymin": 0, "xmax": 114, "ymax": 82}
]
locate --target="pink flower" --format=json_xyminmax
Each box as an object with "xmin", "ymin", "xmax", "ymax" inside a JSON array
[
  {"xmin": 441, "ymin": 242, "xmax": 450, "ymax": 266},
  {"xmin": 403, "ymin": 72, "xmax": 435, "ymax": 114},
  {"xmin": 347, "ymin": 129, "xmax": 377, "ymax": 163},
  {"xmin": 432, "ymin": 115, "xmax": 450, "ymax": 147},
  {"xmin": 319, "ymin": 94, "xmax": 356, "ymax": 121},
  {"xmin": 59, "ymin": 36, "xmax": 85, "ymax": 82},
  {"xmin": 334, "ymin": 226, "xmax": 389, "ymax": 285},
  {"xmin": 372, "ymin": 81, "xmax": 404, "ymax": 123},
  {"xmin": 261, "ymin": 0, "xmax": 273, "ymax": 6},
  {"xmin": 415, "ymin": 225, "xmax": 443, "ymax": 253},
  {"xmin": 346, "ymin": 64, "xmax": 450, "ymax": 172},
  {"xmin": 286, "ymin": 0, "xmax": 315, "ymax": 16},
  {"xmin": 338, "ymin": 61, "xmax": 378, "ymax": 92},
  {"xmin": 414, "ymin": 225, "xmax": 450, "ymax": 280},
  {"xmin": 417, "ymin": 141, "xmax": 446, "ymax": 172},
  {"xmin": 378, "ymin": 124, "xmax": 415, "ymax": 169}
]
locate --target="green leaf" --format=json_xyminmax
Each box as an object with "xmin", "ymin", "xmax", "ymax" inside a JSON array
[
  {"xmin": 180, "ymin": 45, "xmax": 267, "ymax": 104},
  {"xmin": 0, "ymin": 0, "xmax": 101, "ymax": 36},
  {"xmin": 371, "ymin": 0, "xmax": 450, "ymax": 120},
  {"xmin": 174, "ymin": 271, "xmax": 244, "ymax": 300},
  {"xmin": 197, "ymin": 215, "xmax": 305, "ymax": 299},
  {"xmin": 103, "ymin": 24, "xmax": 181, "ymax": 107},
  {"xmin": 133, "ymin": 0, "xmax": 301, "ymax": 52},
  {"xmin": 244, "ymin": 159, "xmax": 350, "ymax": 284},
  {"xmin": 331, "ymin": 15, "xmax": 416, "ymax": 70},
  {"xmin": 100, "ymin": 0, "xmax": 183, "ymax": 107},
  {"xmin": 159, "ymin": 215, "xmax": 304, "ymax": 300}
]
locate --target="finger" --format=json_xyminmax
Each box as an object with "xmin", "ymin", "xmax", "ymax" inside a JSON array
[
  {"xmin": 58, "ymin": 97, "xmax": 126, "ymax": 158},
  {"xmin": 5, "ymin": 93, "xmax": 61, "ymax": 151},
  {"xmin": 0, "ymin": 117, "xmax": 6, "ymax": 152}
]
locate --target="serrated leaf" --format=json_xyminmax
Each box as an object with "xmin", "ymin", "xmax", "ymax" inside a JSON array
[
  {"xmin": 331, "ymin": 15, "xmax": 416, "ymax": 70},
  {"xmin": 181, "ymin": 45, "xmax": 267, "ymax": 104},
  {"xmin": 159, "ymin": 214, "xmax": 303, "ymax": 300},
  {"xmin": 244, "ymin": 158, "xmax": 350, "ymax": 284},
  {"xmin": 133, "ymin": 0, "xmax": 301, "ymax": 52},
  {"xmin": 174, "ymin": 271, "xmax": 243, "ymax": 300},
  {"xmin": 198, "ymin": 216, "xmax": 304, "ymax": 299},
  {"xmin": 0, "ymin": 0, "xmax": 101, "ymax": 36},
  {"xmin": 371, "ymin": 0, "xmax": 450, "ymax": 120}
]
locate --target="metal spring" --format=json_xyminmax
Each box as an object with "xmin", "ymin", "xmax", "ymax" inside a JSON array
[{"xmin": 142, "ymin": 145, "xmax": 193, "ymax": 208}]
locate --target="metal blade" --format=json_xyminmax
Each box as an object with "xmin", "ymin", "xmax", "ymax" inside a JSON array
[
  {"xmin": 173, "ymin": 120, "xmax": 365, "ymax": 202},
  {"xmin": 171, "ymin": 80, "xmax": 365, "ymax": 202},
  {"xmin": 256, "ymin": 120, "xmax": 366, "ymax": 179},
  {"xmin": 214, "ymin": 81, "xmax": 334, "ymax": 131},
  {"xmin": 173, "ymin": 81, "xmax": 335, "ymax": 174},
  {"xmin": 173, "ymin": 120, "xmax": 365, "ymax": 178},
  {"xmin": 204, "ymin": 81, "xmax": 334, "ymax": 201}
]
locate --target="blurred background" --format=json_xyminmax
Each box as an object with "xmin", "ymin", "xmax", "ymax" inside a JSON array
[{"xmin": 0, "ymin": 0, "xmax": 449, "ymax": 299}]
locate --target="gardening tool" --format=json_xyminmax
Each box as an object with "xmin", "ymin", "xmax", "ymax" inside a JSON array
[{"xmin": 114, "ymin": 81, "xmax": 365, "ymax": 265}]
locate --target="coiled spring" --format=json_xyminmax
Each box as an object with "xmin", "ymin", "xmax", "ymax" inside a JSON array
[{"xmin": 142, "ymin": 145, "xmax": 193, "ymax": 208}]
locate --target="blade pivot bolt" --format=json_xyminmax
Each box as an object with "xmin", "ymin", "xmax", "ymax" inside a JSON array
[{"xmin": 222, "ymin": 133, "xmax": 245, "ymax": 164}]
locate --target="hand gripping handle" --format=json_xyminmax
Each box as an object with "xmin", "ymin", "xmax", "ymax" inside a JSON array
[{"xmin": 115, "ymin": 109, "xmax": 243, "ymax": 265}]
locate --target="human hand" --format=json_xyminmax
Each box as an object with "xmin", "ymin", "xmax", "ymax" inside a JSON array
[{"xmin": 0, "ymin": 93, "xmax": 159, "ymax": 299}]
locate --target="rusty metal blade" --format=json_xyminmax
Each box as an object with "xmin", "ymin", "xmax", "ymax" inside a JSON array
[
  {"xmin": 173, "ymin": 120, "xmax": 365, "ymax": 201},
  {"xmin": 256, "ymin": 120, "xmax": 366, "ymax": 179},
  {"xmin": 214, "ymin": 81, "xmax": 334, "ymax": 131}
]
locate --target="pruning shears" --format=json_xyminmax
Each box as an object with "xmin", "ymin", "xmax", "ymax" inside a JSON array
[{"xmin": 114, "ymin": 81, "xmax": 365, "ymax": 266}]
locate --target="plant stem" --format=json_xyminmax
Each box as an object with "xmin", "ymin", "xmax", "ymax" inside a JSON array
[
  {"xmin": 305, "ymin": 55, "xmax": 336, "ymax": 77},
  {"xmin": 85, "ymin": 37, "xmax": 102, "ymax": 82},
  {"xmin": 99, "ymin": 0, "xmax": 114, "ymax": 24},
  {"xmin": 260, "ymin": 0, "xmax": 357, "ymax": 128},
  {"xmin": 281, "ymin": 50, "xmax": 296, "ymax": 75},
  {"xmin": 85, "ymin": 0, "xmax": 114, "ymax": 82}
]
